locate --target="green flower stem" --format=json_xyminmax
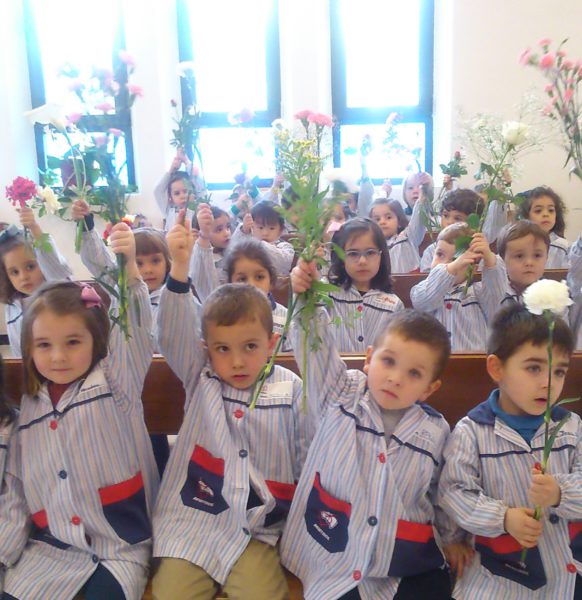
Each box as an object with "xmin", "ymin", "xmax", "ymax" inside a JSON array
[
  {"xmin": 63, "ymin": 130, "xmax": 89, "ymax": 253},
  {"xmin": 116, "ymin": 253, "xmax": 130, "ymax": 340}
]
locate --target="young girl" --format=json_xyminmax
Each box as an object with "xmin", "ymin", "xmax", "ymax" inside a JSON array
[
  {"xmin": 0, "ymin": 207, "xmax": 72, "ymax": 357},
  {"xmin": 517, "ymin": 186, "xmax": 570, "ymax": 269},
  {"xmin": 328, "ymin": 218, "xmax": 404, "ymax": 353},
  {"xmin": 401, "ymin": 171, "xmax": 434, "ymax": 216},
  {"xmin": 369, "ymin": 195, "xmax": 426, "ymax": 272},
  {"xmin": 0, "ymin": 224, "xmax": 158, "ymax": 600}
]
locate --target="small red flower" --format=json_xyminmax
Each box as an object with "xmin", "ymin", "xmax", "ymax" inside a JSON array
[{"xmin": 5, "ymin": 176, "xmax": 37, "ymax": 207}]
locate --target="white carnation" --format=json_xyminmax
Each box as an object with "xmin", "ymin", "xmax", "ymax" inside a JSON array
[
  {"xmin": 501, "ymin": 121, "xmax": 529, "ymax": 146},
  {"xmin": 38, "ymin": 186, "xmax": 62, "ymax": 214},
  {"xmin": 24, "ymin": 103, "xmax": 67, "ymax": 133},
  {"xmin": 323, "ymin": 168, "xmax": 357, "ymax": 193},
  {"xmin": 523, "ymin": 279, "xmax": 573, "ymax": 316}
]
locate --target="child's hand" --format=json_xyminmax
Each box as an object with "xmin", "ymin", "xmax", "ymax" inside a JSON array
[
  {"xmin": 291, "ymin": 259, "xmax": 319, "ymax": 294},
  {"xmin": 236, "ymin": 193, "xmax": 252, "ymax": 214},
  {"xmin": 191, "ymin": 228, "xmax": 200, "ymax": 246},
  {"xmin": 446, "ymin": 249, "xmax": 479, "ymax": 278},
  {"xmin": 18, "ymin": 206, "xmax": 42, "ymax": 239},
  {"xmin": 528, "ymin": 467, "xmax": 561, "ymax": 508},
  {"xmin": 382, "ymin": 179, "xmax": 393, "ymax": 198},
  {"xmin": 504, "ymin": 507, "xmax": 543, "ymax": 548},
  {"xmin": 71, "ymin": 199, "xmax": 90, "ymax": 221},
  {"xmin": 469, "ymin": 232, "xmax": 496, "ymax": 268},
  {"xmin": 242, "ymin": 212, "xmax": 253, "ymax": 235},
  {"xmin": 196, "ymin": 203, "xmax": 213, "ymax": 245},
  {"xmin": 166, "ymin": 209, "xmax": 195, "ymax": 281},
  {"xmin": 443, "ymin": 541, "xmax": 475, "ymax": 579},
  {"xmin": 109, "ymin": 222, "xmax": 136, "ymax": 261}
]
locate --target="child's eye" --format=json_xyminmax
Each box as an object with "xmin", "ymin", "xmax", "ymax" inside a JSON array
[
  {"xmin": 256, "ymin": 274, "xmax": 265, "ymax": 280},
  {"xmin": 526, "ymin": 365, "xmax": 541, "ymax": 373},
  {"xmin": 216, "ymin": 345, "xmax": 229, "ymax": 353},
  {"xmin": 67, "ymin": 339, "xmax": 81, "ymax": 346},
  {"xmin": 36, "ymin": 342, "xmax": 50, "ymax": 349},
  {"xmin": 26, "ymin": 263, "xmax": 38, "ymax": 271},
  {"xmin": 382, "ymin": 357, "xmax": 395, "ymax": 366},
  {"xmin": 554, "ymin": 368, "xmax": 567, "ymax": 378},
  {"xmin": 409, "ymin": 369, "xmax": 421, "ymax": 379},
  {"xmin": 234, "ymin": 276, "xmax": 247, "ymax": 283},
  {"xmin": 8, "ymin": 269, "xmax": 18, "ymax": 276},
  {"xmin": 246, "ymin": 343, "xmax": 258, "ymax": 351}
]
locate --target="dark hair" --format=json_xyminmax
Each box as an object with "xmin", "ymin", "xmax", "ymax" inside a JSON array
[
  {"xmin": 224, "ymin": 238, "xmax": 277, "ymax": 286},
  {"xmin": 131, "ymin": 214, "xmax": 152, "ymax": 229},
  {"xmin": 369, "ymin": 199, "xmax": 409, "ymax": 233},
  {"xmin": 166, "ymin": 171, "xmax": 191, "ymax": 201},
  {"xmin": 441, "ymin": 189, "xmax": 484, "ymax": 217},
  {"xmin": 374, "ymin": 309, "xmax": 451, "ymax": 380},
  {"xmin": 134, "ymin": 228, "xmax": 171, "ymax": 276},
  {"xmin": 21, "ymin": 281, "xmax": 110, "ymax": 396},
  {"xmin": 201, "ymin": 283, "xmax": 273, "ymax": 340},
  {"xmin": 333, "ymin": 201, "xmax": 355, "ymax": 221},
  {"xmin": 516, "ymin": 186, "xmax": 566, "ymax": 237},
  {"xmin": 281, "ymin": 185, "xmax": 300, "ymax": 210},
  {"xmin": 497, "ymin": 220, "xmax": 550, "ymax": 259},
  {"xmin": 437, "ymin": 222, "xmax": 473, "ymax": 245},
  {"xmin": 328, "ymin": 218, "xmax": 393, "ymax": 293},
  {"xmin": 0, "ymin": 231, "xmax": 36, "ymax": 304},
  {"xmin": 0, "ymin": 355, "xmax": 15, "ymax": 425},
  {"xmin": 488, "ymin": 303, "xmax": 573, "ymax": 360},
  {"xmin": 251, "ymin": 200, "xmax": 284, "ymax": 229},
  {"xmin": 191, "ymin": 206, "xmax": 230, "ymax": 230}
]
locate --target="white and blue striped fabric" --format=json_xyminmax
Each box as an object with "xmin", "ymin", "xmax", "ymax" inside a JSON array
[
  {"xmin": 230, "ymin": 225, "xmax": 295, "ymax": 278},
  {"xmin": 189, "ymin": 241, "xmax": 227, "ymax": 303},
  {"xmin": 547, "ymin": 232, "xmax": 571, "ymax": 270},
  {"xmin": 280, "ymin": 305, "xmax": 456, "ymax": 600},
  {"xmin": 328, "ymin": 286, "xmax": 404, "ymax": 353},
  {"xmin": 152, "ymin": 283, "xmax": 308, "ymax": 585},
  {"xmin": 410, "ymin": 262, "xmax": 508, "ymax": 352},
  {"xmin": 0, "ymin": 420, "xmax": 15, "ymax": 593},
  {"xmin": 0, "ymin": 280, "xmax": 158, "ymax": 600},
  {"xmin": 6, "ymin": 234, "xmax": 72, "ymax": 358},
  {"xmin": 385, "ymin": 194, "xmax": 426, "ymax": 273},
  {"xmin": 438, "ymin": 391, "xmax": 582, "ymax": 599}
]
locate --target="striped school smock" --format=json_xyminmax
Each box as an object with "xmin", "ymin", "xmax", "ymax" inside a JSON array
[
  {"xmin": 385, "ymin": 194, "xmax": 426, "ymax": 273},
  {"xmin": 0, "ymin": 420, "xmax": 15, "ymax": 592}
]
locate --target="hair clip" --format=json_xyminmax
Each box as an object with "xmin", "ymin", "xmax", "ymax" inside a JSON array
[
  {"xmin": 0, "ymin": 224, "xmax": 22, "ymax": 244},
  {"xmin": 79, "ymin": 284, "xmax": 102, "ymax": 309}
]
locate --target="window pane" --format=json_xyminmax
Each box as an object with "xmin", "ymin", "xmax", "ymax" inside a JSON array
[
  {"xmin": 199, "ymin": 128, "xmax": 275, "ymax": 183},
  {"xmin": 340, "ymin": 123, "xmax": 425, "ymax": 180},
  {"xmin": 30, "ymin": 0, "xmax": 120, "ymax": 114},
  {"xmin": 186, "ymin": 0, "xmax": 271, "ymax": 112},
  {"xmin": 339, "ymin": 0, "xmax": 420, "ymax": 108}
]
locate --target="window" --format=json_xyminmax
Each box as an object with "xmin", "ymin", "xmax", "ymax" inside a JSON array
[
  {"xmin": 24, "ymin": 0, "xmax": 136, "ymax": 187},
  {"xmin": 177, "ymin": 0, "xmax": 281, "ymax": 189},
  {"xmin": 330, "ymin": 0, "xmax": 434, "ymax": 183}
]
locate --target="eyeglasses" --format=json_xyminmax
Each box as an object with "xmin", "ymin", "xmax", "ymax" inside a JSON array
[{"xmin": 345, "ymin": 249, "xmax": 382, "ymax": 262}]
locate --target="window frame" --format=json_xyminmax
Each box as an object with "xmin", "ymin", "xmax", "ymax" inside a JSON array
[
  {"xmin": 23, "ymin": 0, "xmax": 137, "ymax": 188},
  {"xmin": 330, "ymin": 0, "xmax": 435, "ymax": 184},
  {"xmin": 176, "ymin": 0, "xmax": 281, "ymax": 190}
]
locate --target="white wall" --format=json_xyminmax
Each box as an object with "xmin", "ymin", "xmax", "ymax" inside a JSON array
[{"xmin": 1, "ymin": 0, "xmax": 582, "ymax": 278}]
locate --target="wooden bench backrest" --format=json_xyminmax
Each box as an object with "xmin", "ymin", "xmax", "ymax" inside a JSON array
[{"xmin": 5, "ymin": 353, "xmax": 582, "ymax": 433}]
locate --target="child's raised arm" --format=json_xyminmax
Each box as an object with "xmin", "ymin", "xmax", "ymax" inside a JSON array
[{"xmin": 189, "ymin": 203, "xmax": 220, "ymax": 302}]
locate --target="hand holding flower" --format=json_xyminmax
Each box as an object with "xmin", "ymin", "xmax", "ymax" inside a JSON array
[
  {"xmin": 242, "ymin": 212, "xmax": 254, "ymax": 235},
  {"xmin": 71, "ymin": 199, "xmax": 91, "ymax": 221},
  {"xmin": 469, "ymin": 232, "xmax": 496, "ymax": 268},
  {"xmin": 443, "ymin": 541, "xmax": 475, "ymax": 579},
  {"xmin": 291, "ymin": 259, "xmax": 319, "ymax": 295},
  {"xmin": 504, "ymin": 507, "xmax": 543, "ymax": 549},
  {"xmin": 108, "ymin": 222, "xmax": 139, "ymax": 282},
  {"xmin": 196, "ymin": 203, "xmax": 213, "ymax": 247},
  {"xmin": 18, "ymin": 206, "xmax": 42, "ymax": 240},
  {"xmin": 167, "ymin": 210, "xmax": 195, "ymax": 281},
  {"xmin": 528, "ymin": 467, "xmax": 561, "ymax": 508}
]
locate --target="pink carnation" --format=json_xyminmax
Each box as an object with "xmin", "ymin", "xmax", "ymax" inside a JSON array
[
  {"xmin": 542, "ymin": 104, "xmax": 554, "ymax": 116},
  {"xmin": 67, "ymin": 112, "xmax": 83, "ymax": 125},
  {"xmin": 539, "ymin": 53, "xmax": 555, "ymax": 69},
  {"xmin": 564, "ymin": 89, "xmax": 574, "ymax": 103},
  {"xmin": 518, "ymin": 48, "xmax": 533, "ymax": 66},
  {"xmin": 538, "ymin": 38, "xmax": 552, "ymax": 47},
  {"xmin": 561, "ymin": 60, "xmax": 574, "ymax": 71},
  {"xmin": 108, "ymin": 128, "xmax": 123, "ymax": 137},
  {"xmin": 119, "ymin": 50, "xmax": 136, "ymax": 67},
  {"xmin": 557, "ymin": 50, "xmax": 567, "ymax": 58},
  {"xmin": 127, "ymin": 83, "xmax": 144, "ymax": 97},
  {"xmin": 307, "ymin": 112, "xmax": 333, "ymax": 127},
  {"xmin": 544, "ymin": 83, "xmax": 555, "ymax": 94},
  {"xmin": 294, "ymin": 109, "xmax": 314, "ymax": 120},
  {"xmin": 95, "ymin": 102, "xmax": 114, "ymax": 113}
]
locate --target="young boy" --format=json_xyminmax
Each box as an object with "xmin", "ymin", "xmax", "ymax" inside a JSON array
[
  {"xmin": 151, "ymin": 214, "xmax": 307, "ymax": 600},
  {"xmin": 280, "ymin": 259, "xmax": 473, "ymax": 600},
  {"xmin": 411, "ymin": 223, "xmax": 507, "ymax": 352},
  {"xmin": 438, "ymin": 304, "xmax": 582, "ymax": 599},
  {"xmin": 231, "ymin": 200, "xmax": 295, "ymax": 278},
  {"xmin": 420, "ymin": 189, "xmax": 506, "ymax": 272}
]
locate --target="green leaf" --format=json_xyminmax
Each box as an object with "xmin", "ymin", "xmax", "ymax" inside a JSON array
[
  {"xmin": 454, "ymin": 235, "xmax": 472, "ymax": 254},
  {"xmin": 466, "ymin": 213, "xmax": 480, "ymax": 230},
  {"xmin": 544, "ymin": 414, "xmax": 571, "ymax": 457},
  {"xmin": 555, "ymin": 397, "xmax": 580, "ymax": 406},
  {"xmin": 311, "ymin": 280, "xmax": 339, "ymax": 293},
  {"xmin": 331, "ymin": 242, "xmax": 345, "ymax": 261}
]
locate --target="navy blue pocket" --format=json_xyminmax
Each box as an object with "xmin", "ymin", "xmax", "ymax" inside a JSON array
[
  {"xmin": 305, "ymin": 472, "xmax": 351, "ymax": 553},
  {"xmin": 99, "ymin": 472, "xmax": 151, "ymax": 544},
  {"xmin": 569, "ymin": 522, "xmax": 582, "ymax": 562},
  {"xmin": 180, "ymin": 445, "xmax": 229, "ymax": 515},
  {"xmin": 475, "ymin": 534, "xmax": 547, "ymax": 590},
  {"xmin": 388, "ymin": 520, "xmax": 445, "ymax": 577},
  {"xmin": 30, "ymin": 509, "xmax": 71, "ymax": 550}
]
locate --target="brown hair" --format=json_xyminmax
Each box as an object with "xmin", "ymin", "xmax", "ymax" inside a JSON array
[
  {"xmin": 373, "ymin": 309, "xmax": 451, "ymax": 380},
  {"xmin": 516, "ymin": 186, "xmax": 566, "ymax": 237},
  {"xmin": 369, "ymin": 198, "xmax": 409, "ymax": 233},
  {"xmin": 0, "ymin": 231, "xmax": 35, "ymax": 304},
  {"xmin": 488, "ymin": 303, "xmax": 573, "ymax": 360},
  {"xmin": 134, "ymin": 228, "xmax": 171, "ymax": 276},
  {"xmin": 437, "ymin": 222, "xmax": 473, "ymax": 245},
  {"xmin": 201, "ymin": 283, "xmax": 273, "ymax": 340},
  {"xmin": 441, "ymin": 189, "xmax": 484, "ymax": 217},
  {"xmin": 224, "ymin": 239, "xmax": 277, "ymax": 287},
  {"xmin": 496, "ymin": 220, "xmax": 550, "ymax": 259},
  {"xmin": 21, "ymin": 281, "xmax": 110, "ymax": 396}
]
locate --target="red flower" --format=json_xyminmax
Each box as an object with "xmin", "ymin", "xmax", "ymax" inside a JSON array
[{"xmin": 5, "ymin": 176, "xmax": 37, "ymax": 207}]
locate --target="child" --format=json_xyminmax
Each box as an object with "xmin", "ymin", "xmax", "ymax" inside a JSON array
[
  {"xmin": 0, "ymin": 224, "xmax": 159, "ymax": 600},
  {"xmin": 516, "ymin": 186, "xmax": 570, "ymax": 269},
  {"xmin": 0, "ymin": 207, "xmax": 72, "ymax": 357},
  {"xmin": 400, "ymin": 171, "xmax": 434, "ymax": 216},
  {"xmin": 369, "ymin": 193, "xmax": 426, "ymax": 273},
  {"xmin": 281, "ymin": 262, "xmax": 473, "ymax": 599},
  {"xmin": 438, "ymin": 303, "xmax": 582, "ymax": 598},
  {"xmin": 0, "ymin": 354, "xmax": 16, "ymax": 594},
  {"xmin": 324, "ymin": 200, "xmax": 355, "ymax": 243},
  {"xmin": 231, "ymin": 200, "xmax": 295, "ymax": 278},
  {"xmin": 189, "ymin": 204, "xmax": 232, "ymax": 302},
  {"xmin": 327, "ymin": 218, "xmax": 404, "ymax": 353},
  {"xmin": 411, "ymin": 224, "xmax": 507, "ymax": 352},
  {"xmin": 151, "ymin": 214, "xmax": 307, "ymax": 600}
]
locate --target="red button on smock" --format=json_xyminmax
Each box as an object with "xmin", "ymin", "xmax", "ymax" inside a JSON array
[
  {"xmin": 567, "ymin": 563, "xmax": 577, "ymax": 574},
  {"xmin": 71, "ymin": 515, "xmax": 81, "ymax": 526},
  {"xmin": 378, "ymin": 453, "xmax": 386, "ymax": 463},
  {"xmin": 352, "ymin": 570, "xmax": 362, "ymax": 581},
  {"xmin": 49, "ymin": 420, "xmax": 58, "ymax": 430},
  {"xmin": 234, "ymin": 409, "xmax": 244, "ymax": 419}
]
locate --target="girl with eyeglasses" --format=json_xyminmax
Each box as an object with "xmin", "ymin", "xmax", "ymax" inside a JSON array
[{"xmin": 327, "ymin": 218, "xmax": 404, "ymax": 352}]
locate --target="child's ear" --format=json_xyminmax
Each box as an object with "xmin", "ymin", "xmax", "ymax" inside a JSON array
[
  {"xmin": 269, "ymin": 332, "xmax": 280, "ymax": 352},
  {"xmin": 486, "ymin": 354, "xmax": 504, "ymax": 383},
  {"xmin": 363, "ymin": 345, "xmax": 374, "ymax": 374},
  {"xmin": 419, "ymin": 378, "xmax": 441, "ymax": 402}
]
